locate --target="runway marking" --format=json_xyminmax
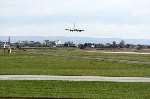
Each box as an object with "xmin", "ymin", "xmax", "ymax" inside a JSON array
[{"xmin": 0, "ymin": 75, "xmax": 150, "ymax": 82}]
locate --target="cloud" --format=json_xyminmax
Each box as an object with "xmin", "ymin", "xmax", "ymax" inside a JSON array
[
  {"xmin": 0, "ymin": 0, "xmax": 150, "ymax": 38},
  {"xmin": 0, "ymin": 0, "xmax": 141, "ymax": 16},
  {"xmin": 0, "ymin": 0, "xmax": 150, "ymax": 17}
]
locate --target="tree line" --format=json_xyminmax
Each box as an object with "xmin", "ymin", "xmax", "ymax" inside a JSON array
[{"xmin": 0, "ymin": 40, "xmax": 150, "ymax": 50}]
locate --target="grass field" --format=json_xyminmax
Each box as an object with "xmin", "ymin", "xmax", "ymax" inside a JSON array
[
  {"xmin": 0, "ymin": 81, "xmax": 150, "ymax": 99},
  {"xmin": 0, "ymin": 48, "xmax": 150, "ymax": 76},
  {"xmin": 1, "ymin": 48, "xmax": 150, "ymax": 98}
]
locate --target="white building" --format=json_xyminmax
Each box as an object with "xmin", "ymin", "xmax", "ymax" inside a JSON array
[{"xmin": 56, "ymin": 40, "xmax": 64, "ymax": 47}]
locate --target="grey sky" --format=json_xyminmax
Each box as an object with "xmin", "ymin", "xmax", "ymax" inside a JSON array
[{"xmin": 0, "ymin": 0, "xmax": 150, "ymax": 39}]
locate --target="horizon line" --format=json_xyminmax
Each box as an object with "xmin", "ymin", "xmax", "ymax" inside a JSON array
[{"xmin": 0, "ymin": 35, "xmax": 150, "ymax": 40}]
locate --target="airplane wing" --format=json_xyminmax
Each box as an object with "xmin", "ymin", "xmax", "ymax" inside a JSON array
[
  {"xmin": 65, "ymin": 29, "xmax": 69, "ymax": 30},
  {"xmin": 78, "ymin": 29, "xmax": 85, "ymax": 32}
]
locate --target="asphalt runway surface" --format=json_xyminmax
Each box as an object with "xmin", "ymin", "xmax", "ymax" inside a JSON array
[{"xmin": 0, "ymin": 75, "xmax": 150, "ymax": 82}]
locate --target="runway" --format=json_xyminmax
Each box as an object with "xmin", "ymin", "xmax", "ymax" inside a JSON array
[{"xmin": 0, "ymin": 75, "xmax": 150, "ymax": 82}]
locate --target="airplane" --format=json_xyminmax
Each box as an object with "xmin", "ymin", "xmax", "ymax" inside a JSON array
[{"xmin": 65, "ymin": 24, "xmax": 85, "ymax": 32}]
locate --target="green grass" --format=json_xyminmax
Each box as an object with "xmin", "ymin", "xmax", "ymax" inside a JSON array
[
  {"xmin": 1, "ymin": 48, "xmax": 150, "ymax": 76},
  {"xmin": 0, "ymin": 81, "xmax": 150, "ymax": 99},
  {"xmin": 1, "ymin": 48, "xmax": 150, "ymax": 98}
]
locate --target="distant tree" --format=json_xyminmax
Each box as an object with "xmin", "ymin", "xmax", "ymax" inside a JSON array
[
  {"xmin": 119, "ymin": 40, "xmax": 125, "ymax": 48},
  {"xmin": 95, "ymin": 43, "xmax": 105, "ymax": 48},
  {"xmin": 64, "ymin": 41, "xmax": 74, "ymax": 47},
  {"xmin": 78, "ymin": 44, "xmax": 86, "ymax": 49},
  {"xmin": 105, "ymin": 43, "xmax": 112, "ymax": 48},
  {"xmin": 137, "ymin": 45, "xmax": 144, "ymax": 50},
  {"xmin": 83, "ymin": 43, "xmax": 94, "ymax": 48},
  {"xmin": 49, "ymin": 41, "xmax": 56, "ymax": 47},
  {"xmin": 44, "ymin": 40, "xmax": 50, "ymax": 47},
  {"xmin": 84, "ymin": 43, "xmax": 88, "ymax": 48},
  {"xmin": 64, "ymin": 42, "xmax": 69, "ymax": 47},
  {"xmin": 16, "ymin": 44, "xmax": 21, "ymax": 49},
  {"xmin": 112, "ymin": 41, "xmax": 117, "ymax": 48},
  {"xmin": 126, "ymin": 44, "xmax": 131, "ymax": 48},
  {"xmin": 34, "ymin": 42, "xmax": 42, "ymax": 47}
]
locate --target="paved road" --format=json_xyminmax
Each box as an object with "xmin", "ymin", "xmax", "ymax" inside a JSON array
[{"xmin": 1, "ymin": 75, "xmax": 150, "ymax": 82}]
